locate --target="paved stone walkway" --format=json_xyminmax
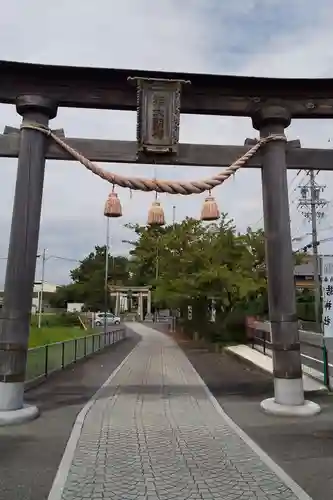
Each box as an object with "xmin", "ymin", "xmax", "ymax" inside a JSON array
[{"xmin": 51, "ymin": 324, "xmax": 311, "ymax": 500}]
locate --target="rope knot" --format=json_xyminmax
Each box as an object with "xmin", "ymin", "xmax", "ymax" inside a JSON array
[
  {"xmin": 20, "ymin": 122, "xmax": 52, "ymax": 137},
  {"xmin": 264, "ymin": 134, "xmax": 287, "ymax": 143}
]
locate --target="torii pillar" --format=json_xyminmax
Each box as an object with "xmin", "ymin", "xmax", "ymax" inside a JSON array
[
  {"xmin": 0, "ymin": 95, "xmax": 58, "ymax": 425},
  {"xmin": 253, "ymin": 105, "xmax": 320, "ymax": 416}
]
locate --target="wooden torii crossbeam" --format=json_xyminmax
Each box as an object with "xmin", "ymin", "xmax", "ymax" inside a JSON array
[
  {"xmin": 1, "ymin": 126, "xmax": 333, "ymax": 170},
  {"xmin": 1, "ymin": 60, "xmax": 333, "ymax": 118}
]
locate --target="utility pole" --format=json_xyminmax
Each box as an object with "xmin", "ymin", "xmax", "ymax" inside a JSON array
[
  {"xmin": 155, "ymin": 245, "xmax": 159, "ymax": 281},
  {"xmin": 310, "ymin": 170, "xmax": 321, "ymax": 332},
  {"xmin": 297, "ymin": 171, "xmax": 328, "ymax": 331},
  {"xmin": 104, "ymin": 217, "xmax": 110, "ymax": 333},
  {"xmin": 37, "ymin": 248, "xmax": 46, "ymax": 329}
]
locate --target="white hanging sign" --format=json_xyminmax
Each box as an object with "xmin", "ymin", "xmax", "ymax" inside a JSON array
[{"xmin": 321, "ymin": 255, "xmax": 333, "ymax": 337}]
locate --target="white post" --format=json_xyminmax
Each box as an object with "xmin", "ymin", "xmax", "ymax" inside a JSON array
[
  {"xmin": 140, "ymin": 292, "xmax": 144, "ymax": 321},
  {"xmin": 36, "ymin": 290, "xmax": 40, "ymax": 316},
  {"xmin": 147, "ymin": 290, "xmax": 152, "ymax": 315},
  {"xmin": 37, "ymin": 248, "xmax": 46, "ymax": 329},
  {"xmin": 115, "ymin": 292, "xmax": 120, "ymax": 316},
  {"xmin": 104, "ymin": 217, "xmax": 110, "ymax": 333}
]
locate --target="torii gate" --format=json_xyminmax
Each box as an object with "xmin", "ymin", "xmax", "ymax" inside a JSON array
[
  {"xmin": 109, "ymin": 285, "xmax": 152, "ymax": 320},
  {"xmin": 0, "ymin": 60, "xmax": 333, "ymax": 424}
]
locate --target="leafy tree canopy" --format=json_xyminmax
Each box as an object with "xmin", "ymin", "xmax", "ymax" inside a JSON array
[
  {"xmin": 126, "ymin": 216, "xmax": 267, "ymax": 315},
  {"xmin": 49, "ymin": 245, "xmax": 131, "ymax": 311},
  {"xmin": 50, "ymin": 217, "xmax": 306, "ymax": 322}
]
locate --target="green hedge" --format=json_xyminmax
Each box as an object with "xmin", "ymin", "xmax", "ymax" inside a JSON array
[
  {"xmin": 178, "ymin": 306, "xmax": 247, "ymax": 345},
  {"xmin": 30, "ymin": 312, "xmax": 80, "ymax": 328},
  {"xmin": 177, "ymin": 296, "xmax": 317, "ymax": 345},
  {"xmin": 296, "ymin": 301, "xmax": 316, "ymax": 322}
]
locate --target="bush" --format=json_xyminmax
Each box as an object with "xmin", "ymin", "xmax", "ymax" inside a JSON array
[
  {"xmin": 177, "ymin": 296, "xmax": 317, "ymax": 344},
  {"xmin": 297, "ymin": 301, "xmax": 316, "ymax": 322},
  {"xmin": 177, "ymin": 308, "xmax": 247, "ymax": 345}
]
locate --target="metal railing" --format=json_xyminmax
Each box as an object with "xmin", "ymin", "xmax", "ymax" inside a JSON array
[
  {"xmin": 25, "ymin": 328, "xmax": 126, "ymax": 386},
  {"xmin": 248, "ymin": 320, "xmax": 333, "ymax": 389}
]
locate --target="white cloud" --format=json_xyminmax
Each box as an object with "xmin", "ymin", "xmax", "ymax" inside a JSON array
[{"xmin": 0, "ymin": 0, "xmax": 333, "ymax": 286}]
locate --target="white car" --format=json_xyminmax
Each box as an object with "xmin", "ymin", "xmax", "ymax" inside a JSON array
[{"xmin": 94, "ymin": 312, "xmax": 121, "ymax": 327}]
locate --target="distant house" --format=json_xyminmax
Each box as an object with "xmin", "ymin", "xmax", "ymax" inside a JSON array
[
  {"xmin": 67, "ymin": 302, "xmax": 84, "ymax": 313},
  {"xmin": 31, "ymin": 282, "xmax": 59, "ymax": 313},
  {"xmin": 255, "ymin": 258, "xmax": 316, "ymax": 290},
  {"xmin": 294, "ymin": 259, "xmax": 315, "ymax": 289},
  {"xmin": 33, "ymin": 282, "xmax": 58, "ymax": 293},
  {"xmin": 0, "ymin": 283, "xmax": 59, "ymax": 312}
]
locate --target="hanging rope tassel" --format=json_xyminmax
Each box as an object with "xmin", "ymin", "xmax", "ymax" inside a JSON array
[
  {"xmin": 200, "ymin": 191, "xmax": 220, "ymax": 221},
  {"xmin": 104, "ymin": 187, "xmax": 122, "ymax": 218},
  {"xmin": 147, "ymin": 193, "xmax": 165, "ymax": 226}
]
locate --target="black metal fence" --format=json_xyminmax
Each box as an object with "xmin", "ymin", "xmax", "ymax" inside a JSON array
[
  {"xmin": 251, "ymin": 328, "xmax": 270, "ymax": 355},
  {"xmin": 25, "ymin": 328, "xmax": 126, "ymax": 386},
  {"xmin": 249, "ymin": 320, "xmax": 332, "ymax": 389}
]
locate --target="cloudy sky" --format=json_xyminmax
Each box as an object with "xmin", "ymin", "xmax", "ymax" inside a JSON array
[{"xmin": 0, "ymin": 0, "xmax": 333, "ymax": 287}]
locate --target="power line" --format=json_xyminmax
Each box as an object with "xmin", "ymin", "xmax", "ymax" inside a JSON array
[
  {"xmin": 288, "ymin": 170, "xmax": 302, "ymax": 190},
  {"xmin": 249, "ymin": 170, "xmax": 302, "ymax": 229},
  {"xmin": 289, "ymin": 172, "xmax": 308, "ymax": 207},
  {"xmin": 291, "ymin": 172, "xmax": 330, "ymax": 237},
  {"xmin": 45, "ymin": 255, "xmax": 79, "ymax": 262},
  {"xmin": 1, "ymin": 254, "xmax": 79, "ymax": 262},
  {"xmin": 292, "ymin": 224, "xmax": 333, "ymax": 243},
  {"xmin": 295, "ymin": 236, "xmax": 333, "ymax": 253},
  {"xmin": 297, "ymin": 172, "xmax": 328, "ymax": 221}
]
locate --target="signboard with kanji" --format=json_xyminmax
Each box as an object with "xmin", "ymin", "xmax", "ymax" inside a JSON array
[
  {"xmin": 321, "ymin": 255, "xmax": 333, "ymax": 337},
  {"xmin": 131, "ymin": 77, "xmax": 186, "ymax": 155}
]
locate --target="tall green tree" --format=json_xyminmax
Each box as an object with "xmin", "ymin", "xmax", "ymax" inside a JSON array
[
  {"xmin": 49, "ymin": 246, "xmax": 131, "ymax": 311},
  {"xmin": 127, "ymin": 216, "xmax": 267, "ymax": 321},
  {"xmin": 50, "ymin": 218, "xmax": 307, "ymax": 325}
]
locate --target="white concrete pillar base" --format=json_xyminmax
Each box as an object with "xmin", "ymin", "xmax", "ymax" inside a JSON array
[
  {"xmin": 274, "ymin": 377, "xmax": 304, "ymax": 406},
  {"xmin": 0, "ymin": 404, "xmax": 39, "ymax": 426},
  {"xmin": 261, "ymin": 377, "xmax": 321, "ymax": 416},
  {"xmin": 0, "ymin": 381, "xmax": 24, "ymax": 410},
  {"xmin": 260, "ymin": 398, "xmax": 321, "ymax": 417},
  {"xmin": 0, "ymin": 381, "xmax": 39, "ymax": 425}
]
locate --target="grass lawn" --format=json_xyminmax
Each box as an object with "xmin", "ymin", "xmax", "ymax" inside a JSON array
[
  {"xmin": 26, "ymin": 321, "xmax": 121, "ymax": 382},
  {"xmin": 26, "ymin": 326, "xmax": 97, "ymax": 381},
  {"xmin": 29, "ymin": 326, "xmax": 92, "ymax": 348}
]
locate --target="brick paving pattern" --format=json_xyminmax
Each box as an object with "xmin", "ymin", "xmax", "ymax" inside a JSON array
[{"xmin": 58, "ymin": 324, "xmax": 308, "ymax": 500}]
